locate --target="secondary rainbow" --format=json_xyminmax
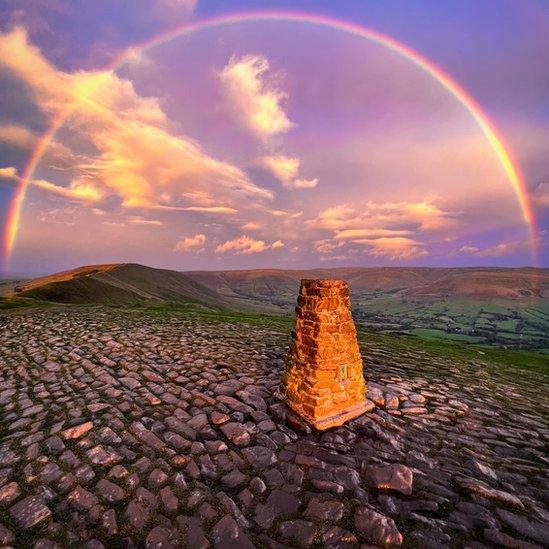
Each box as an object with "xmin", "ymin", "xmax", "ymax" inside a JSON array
[{"xmin": 2, "ymin": 11, "xmax": 538, "ymax": 267}]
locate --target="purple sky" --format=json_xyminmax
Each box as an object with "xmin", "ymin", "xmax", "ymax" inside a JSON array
[{"xmin": 0, "ymin": 0, "xmax": 547, "ymax": 276}]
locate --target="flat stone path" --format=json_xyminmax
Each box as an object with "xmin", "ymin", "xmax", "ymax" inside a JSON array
[{"xmin": 0, "ymin": 307, "xmax": 547, "ymax": 548}]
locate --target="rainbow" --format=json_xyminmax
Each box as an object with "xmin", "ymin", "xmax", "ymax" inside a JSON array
[{"xmin": 1, "ymin": 11, "xmax": 538, "ymax": 268}]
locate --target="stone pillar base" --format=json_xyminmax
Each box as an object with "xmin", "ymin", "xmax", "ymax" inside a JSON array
[{"xmin": 287, "ymin": 399, "xmax": 373, "ymax": 431}]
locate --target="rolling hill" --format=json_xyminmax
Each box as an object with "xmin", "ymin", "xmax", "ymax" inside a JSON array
[
  {"xmin": 186, "ymin": 267, "xmax": 549, "ymax": 350},
  {"xmin": 5, "ymin": 264, "xmax": 548, "ymax": 350},
  {"xmin": 12, "ymin": 263, "xmax": 232, "ymax": 308},
  {"xmin": 186, "ymin": 266, "xmax": 548, "ymax": 306}
]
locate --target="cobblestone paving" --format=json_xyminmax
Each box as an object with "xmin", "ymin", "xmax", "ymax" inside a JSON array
[{"xmin": 0, "ymin": 307, "xmax": 547, "ymax": 548}]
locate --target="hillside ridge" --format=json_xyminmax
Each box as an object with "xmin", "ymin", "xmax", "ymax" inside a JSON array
[
  {"xmin": 186, "ymin": 265, "xmax": 548, "ymax": 299},
  {"xmin": 7, "ymin": 264, "xmax": 548, "ymax": 349},
  {"xmin": 13, "ymin": 263, "xmax": 232, "ymax": 308}
]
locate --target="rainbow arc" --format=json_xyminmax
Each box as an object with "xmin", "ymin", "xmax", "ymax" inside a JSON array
[{"xmin": 2, "ymin": 11, "xmax": 538, "ymax": 266}]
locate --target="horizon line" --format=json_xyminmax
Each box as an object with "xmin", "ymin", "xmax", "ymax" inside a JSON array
[{"xmin": 2, "ymin": 261, "xmax": 546, "ymax": 280}]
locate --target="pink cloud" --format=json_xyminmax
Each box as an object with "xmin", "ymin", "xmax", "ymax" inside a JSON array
[
  {"xmin": 0, "ymin": 28, "xmax": 273, "ymax": 214},
  {"xmin": 219, "ymin": 54, "xmax": 293, "ymax": 139},
  {"xmin": 174, "ymin": 233, "xmax": 206, "ymax": 252},
  {"xmin": 458, "ymin": 240, "xmax": 528, "ymax": 257},
  {"xmin": 215, "ymin": 235, "xmax": 284, "ymax": 255}
]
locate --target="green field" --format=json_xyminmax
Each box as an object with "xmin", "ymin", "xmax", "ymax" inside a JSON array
[{"xmin": 352, "ymin": 293, "xmax": 549, "ymax": 351}]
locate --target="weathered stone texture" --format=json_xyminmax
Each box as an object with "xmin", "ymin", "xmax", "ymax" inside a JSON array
[
  {"xmin": 0, "ymin": 305, "xmax": 547, "ymax": 548},
  {"xmin": 283, "ymin": 279, "xmax": 368, "ymax": 429}
]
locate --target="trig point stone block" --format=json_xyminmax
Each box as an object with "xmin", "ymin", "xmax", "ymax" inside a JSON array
[{"xmin": 282, "ymin": 279, "xmax": 368, "ymax": 430}]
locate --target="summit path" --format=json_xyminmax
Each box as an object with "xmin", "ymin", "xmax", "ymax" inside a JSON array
[{"xmin": 0, "ymin": 307, "xmax": 547, "ymax": 547}]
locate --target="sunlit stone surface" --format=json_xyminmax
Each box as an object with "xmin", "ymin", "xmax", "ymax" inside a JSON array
[{"xmin": 283, "ymin": 279, "xmax": 369, "ymax": 430}]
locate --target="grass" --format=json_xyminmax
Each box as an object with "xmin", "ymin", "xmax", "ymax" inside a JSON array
[
  {"xmin": 354, "ymin": 295, "xmax": 549, "ymax": 350},
  {"xmin": 411, "ymin": 327, "xmax": 484, "ymax": 343},
  {"xmin": 359, "ymin": 329, "xmax": 549, "ymax": 376},
  {"xmin": 0, "ymin": 296, "xmax": 51, "ymax": 310},
  {"xmin": 140, "ymin": 301, "xmax": 295, "ymax": 330}
]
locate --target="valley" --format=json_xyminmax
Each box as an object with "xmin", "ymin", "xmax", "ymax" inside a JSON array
[{"xmin": 2, "ymin": 264, "xmax": 548, "ymax": 351}]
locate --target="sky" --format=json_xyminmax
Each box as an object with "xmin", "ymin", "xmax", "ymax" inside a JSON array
[{"xmin": 0, "ymin": 0, "xmax": 547, "ymax": 276}]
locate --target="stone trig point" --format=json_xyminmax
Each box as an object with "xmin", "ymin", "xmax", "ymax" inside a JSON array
[{"xmin": 282, "ymin": 279, "xmax": 369, "ymax": 430}]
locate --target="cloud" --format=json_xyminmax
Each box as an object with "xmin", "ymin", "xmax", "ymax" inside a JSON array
[
  {"xmin": 241, "ymin": 221, "xmax": 261, "ymax": 230},
  {"xmin": 179, "ymin": 190, "xmax": 217, "ymax": 206},
  {"xmin": 310, "ymin": 200, "xmax": 454, "ymax": 232},
  {"xmin": 159, "ymin": 0, "xmax": 196, "ymax": 7},
  {"xmin": 219, "ymin": 54, "xmax": 318, "ymax": 192},
  {"xmin": 316, "ymin": 230, "xmax": 427, "ymax": 260},
  {"xmin": 0, "ymin": 165, "xmax": 103, "ymax": 202},
  {"xmin": 319, "ymin": 254, "xmax": 350, "ymax": 262},
  {"xmin": 458, "ymin": 240, "xmax": 528, "ymax": 257},
  {"xmin": 182, "ymin": 206, "xmax": 237, "ymax": 214},
  {"xmin": 3, "ymin": 0, "xmax": 197, "ymax": 31},
  {"xmin": 353, "ymin": 237, "xmax": 428, "ymax": 259},
  {"xmin": 334, "ymin": 228, "xmax": 412, "ymax": 240},
  {"xmin": 219, "ymin": 54, "xmax": 293, "ymax": 139},
  {"xmin": 0, "ymin": 28, "xmax": 273, "ymax": 215},
  {"xmin": 102, "ymin": 220, "xmax": 125, "ymax": 227},
  {"xmin": 215, "ymin": 235, "xmax": 284, "ymax": 255},
  {"xmin": 260, "ymin": 155, "xmax": 318, "ymax": 189},
  {"xmin": 127, "ymin": 217, "xmax": 163, "ymax": 227},
  {"xmin": 261, "ymin": 155, "xmax": 298, "ymax": 181},
  {"xmin": 531, "ymin": 182, "xmax": 549, "ymax": 208},
  {"xmin": 293, "ymin": 177, "xmax": 319, "ymax": 189},
  {"xmin": 0, "ymin": 124, "xmax": 73, "ymax": 161},
  {"xmin": 0, "ymin": 166, "xmax": 19, "ymax": 179},
  {"xmin": 216, "ymin": 236, "xmax": 269, "ymax": 255},
  {"xmin": 309, "ymin": 202, "xmax": 446, "ymax": 260},
  {"xmin": 221, "ymin": 56, "xmax": 318, "ymax": 190},
  {"xmin": 458, "ymin": 245, "xmax": 479, "ymax": 254},
  {"xmin": 314, "ymin": 239, "xmax": 345, "ymax": 254},
  {"xmin": 32, "ymin": 177, "xmax": 104, "ymax": 202},
  {"xmin": 174, "ymin": 233, "xmax": 206, "ymax": 252},
  {"xmin": 39, "ymin": 206, "xmax": 77, "ymax": 225},
  {"xmin": 404, "ymin": 201, "xmax": 454, "ymax": 230},
  {"xmin": 268, "ymin": 208, "xmax": 303, "ymax": 218}
]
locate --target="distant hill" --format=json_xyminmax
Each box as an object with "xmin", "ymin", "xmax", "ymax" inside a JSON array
[
  {"xmin": 186, "ymin": 267, "xmax": 548, "ymax": 308},
  {"xmin": 6, "ymin": 263, "xmax": 548, "ymax": 349},
  {"xmin": 186, "ymin": 267, "xmax": 549, "ymax": 350},
  {"xmin": 14, "ymin": 263, "xmax": 232, "ymax": 308},
  {"xmin": 14, "ymin": 265, "xmax": 547, "ymax": 308}
]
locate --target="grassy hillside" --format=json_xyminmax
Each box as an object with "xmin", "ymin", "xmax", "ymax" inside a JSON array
[
  {"xmin": 12, "ymin": 263, "xmax": 233, "ymax": 309},
  {"xmin": 352, "ymin": 293, "xmax": 548, "ymax": 351},
  {"xmin": 187, "ymin": 266, "xmax": 548, "ymax": 301},
  {"xmin": 187, "ymin": 267, "xmax": 549, "ymax": 350},
  {"xmin": 4, "ymin": 264, "xmax": 548, "ymax": 351}
]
